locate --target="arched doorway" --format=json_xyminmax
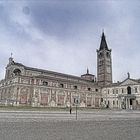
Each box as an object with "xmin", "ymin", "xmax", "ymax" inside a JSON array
[{"xmin": 127, "ymin": 86, "xmax": 131, "ymax": 94}]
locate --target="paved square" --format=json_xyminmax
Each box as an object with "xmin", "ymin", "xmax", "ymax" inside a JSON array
[{"xmin": 0, "ymin": 110, "xmax": 140, "ymax": 140}]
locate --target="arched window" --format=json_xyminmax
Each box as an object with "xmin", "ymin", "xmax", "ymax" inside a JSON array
[
  {"xmin": 106, "ymin": 52, "xmax": 110, "ymax": 58},
  {"xmin": 99, "ymin": 52, "xmax": 103, "ymax": 58},
  {"xmin": 101, "ymin": 98, "xmax": 103, "ymax": 102},
  {"xmin": 127, "ymin": 86, "xmax": 131, "ymax": 94},
  {"xmin": 134, "ymin": 87, "xmax": 138, "ymax": 93},
  {"xmin": 113, "ymin": 100, "xmax": 115, "ymax": 105},
  {"xmin": 74, "ymin": 85, "xmax": 77, "ymax": 89},
  {"xmin": 96, "ymin": 89, "xmax": 98, "ymax": 92},
  {"xmin": 13, "ymin": 69, "xmax": 21, "ymax": 76},
  {"xmin": 43, "ymin": 81, "xmax": 48, "ymax": 86},
  {"xmin": 88, "ymin": 88, "xmax": 91, "ymax": 91},
  {"xmin": 60, "ymin": 83, "xmax": 64, "ymax": 88}
]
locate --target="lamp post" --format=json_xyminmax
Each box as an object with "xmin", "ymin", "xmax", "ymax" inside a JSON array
[
  {"xmin": 16, "ymin": 87, "xmax": 19, "ymax": 105},
  {"xmin": 76, "ymin": 104, "xmax": 77, "ymax": 120},
  {"xmin": 70, "ymin": 92, "xmax": 72, "ymax": 114},
  {"xmin": 75, "ymin": 97, "xmax": 79, "ymax": 120}
]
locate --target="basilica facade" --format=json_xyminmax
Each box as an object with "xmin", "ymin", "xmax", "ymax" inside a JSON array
[{"xmin": 0, "ymin": 32, "xmax": 140, "ymax": 109}]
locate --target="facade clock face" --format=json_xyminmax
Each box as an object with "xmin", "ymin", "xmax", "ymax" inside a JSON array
[{"xmin": 106, "ymin": 67, "xmax": 111, "ymax": 73}]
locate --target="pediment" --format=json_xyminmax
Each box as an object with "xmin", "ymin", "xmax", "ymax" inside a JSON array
[{"xmin": 120, "ymin": 78, "xmax": 139, "ymax": 86}]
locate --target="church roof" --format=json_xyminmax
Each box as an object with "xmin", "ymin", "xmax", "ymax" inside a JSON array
[
  {"xmin": 14, "ymin": 62, "xmax": 24, "ymax": 67},
  {"xmin": 120, "ymin": 78, "xmax": 140, "ymax": 86},
  {"xmin": 104, "ymin": 77, "xmax": 140, "ymax": 88},
  {"xmin": 9, "ymin": 59, "xmax": 98, "ymax": 84},
  {"xmin": 15, "ymin": 64, "xmax": 97, "ymax": 84},
  {"xmin": 99, "ymin": 32, "xmax": 109, "ymax": 51}
]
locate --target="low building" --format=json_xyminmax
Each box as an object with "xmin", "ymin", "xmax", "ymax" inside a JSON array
[{"xmin": 102, "ymin": 76, "xmax": 140, "ymax": 109}]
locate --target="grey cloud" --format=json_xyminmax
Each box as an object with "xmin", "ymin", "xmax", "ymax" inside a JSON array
[
  {"xmin": 28, "ymin": 1, "xmax": 113, "ymax": 40},
  {"xmin": 0, "ymin": 0, "xmax": 140, "ymax": 82}
]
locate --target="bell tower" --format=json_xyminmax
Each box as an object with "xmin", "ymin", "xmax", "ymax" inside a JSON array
[{"xmin": 97, "ymin": 32, "xmax": 112, "ymax": 86}]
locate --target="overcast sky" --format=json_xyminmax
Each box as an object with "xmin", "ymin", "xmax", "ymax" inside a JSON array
[{"xmin": 0, "ymin": 0, "xmax": 140, "ymax": 82}]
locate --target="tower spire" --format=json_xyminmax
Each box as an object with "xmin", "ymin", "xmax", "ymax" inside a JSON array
[{"xmin": 99, "ymin": 31, "xmax": 109, "ymax": 50}]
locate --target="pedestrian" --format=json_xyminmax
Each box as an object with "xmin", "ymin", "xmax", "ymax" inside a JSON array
[{"xmin": 70, "ymin": 106, "xmax": 72, "ymax": 114}]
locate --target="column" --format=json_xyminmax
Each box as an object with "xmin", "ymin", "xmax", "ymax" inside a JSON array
[
  {"xmin": 126, "ymin": 98, "xmax": 128, "ymax": 109},
  {"xmin": 118, "ymin": 98, "xmax": 121, "ymax": 109},
  {"xmin": 128, "ymin": 99, "xmax": 130, "ymax": 109}
]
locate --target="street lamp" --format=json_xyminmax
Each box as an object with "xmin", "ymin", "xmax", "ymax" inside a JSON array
[
  {"xmin": 70, "ymin": 92, "xmax": 72, "ymax": 114},
  {"xmin": 74, "ymin": 97, "xmax": 79, "ymax": 120}
]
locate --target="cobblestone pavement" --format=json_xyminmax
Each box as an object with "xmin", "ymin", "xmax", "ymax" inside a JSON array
[{"xmin": 0, "ymin": 110, "xmax": 140, "ymax": 140}]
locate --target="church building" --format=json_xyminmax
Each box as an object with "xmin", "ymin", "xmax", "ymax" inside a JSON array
[{"xmin": 0, "ymin": 32, "xmax": 140, "ymax": 109}]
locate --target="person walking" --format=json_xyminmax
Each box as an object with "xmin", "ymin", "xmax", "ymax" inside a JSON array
[{"xmin": 70, "ymin": 106, "xmax": 72, "ymax": 114}]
